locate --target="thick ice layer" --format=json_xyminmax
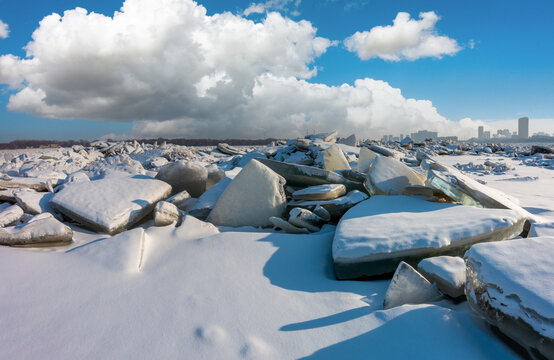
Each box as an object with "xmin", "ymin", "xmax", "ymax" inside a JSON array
[
  {"xmin": 366, "ymin": 156, "xmax": 426, "ymax": 195},
  {"xmin": 418, "ymin": 256, "xmax": 466, "ymax": 298},
  {"xmin": 383, "ymin": 262, "xmax": 443, "ymax": 309},
  {"xmin": 0, "ymin": 213, "xmax": 73, "ymax": 246},
  {"xmin": 269, "ymin": 216, "xmax": 310, "ymax": 234},
  {"xmin": 51, "ymin": 174, "xmax": 172, "ymax": 234},
  {"xmin": 208, "ymin": 160, "xmax": 286, "ymax": 227},
  {"xmin": 323, "ymin": 144, "xmax": 351, "ymax": 171},
  {"xmin": 0, "ymin": 204, "xmax": 24, "ymax": 227},
  {"xmin": 333, "ymin": 195, "xmax": 526, "ymax": 279},
  {"xmin": 155, "ymin": 160, "xmax": 208, "ymax": 197},
  {"xmin": 256, "ymin": 158, "xmax": 366, "ymax": 193},
  {"xmin": 465, "ymin": 237, "xmax": 554, "ymax": 358},
  {"xmin": 292, "ymin": 184, "xmax": 346, "ymax": 201},
  {"xmin": 153, "ymin": 201, "xmax": 181, "ymax": 226},
  {"xmin": 288, "ymin": 208, "xmax": 325, "ymax": 232}
]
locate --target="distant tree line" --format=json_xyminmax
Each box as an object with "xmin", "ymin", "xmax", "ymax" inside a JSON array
[
  {"xmin": 0, "ymin": 138, "xmax": 281, "ymax": 149},
  {"xmin": 0, "ymin": 139, "xmax": 90, "ymax": 149}
]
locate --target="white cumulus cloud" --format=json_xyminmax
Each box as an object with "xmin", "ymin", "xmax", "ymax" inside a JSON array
[
  {"xmin": 0, "ymin": 0, "xmax": 478, "ymax": 139},
  {"xmin": 0, "ymin": 19, "xmax": 9, "ymax": 39},
  {"xmin": 344, "ymin": 11, "xmax": 461, "ymax": 61}
]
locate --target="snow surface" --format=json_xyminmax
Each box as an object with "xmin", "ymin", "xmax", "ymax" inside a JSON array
[
  {"xmin": 333, "ymin": 195, "xmax": 525, "ymax": 262},
  {"xmin": 0, "ymin": 219, "xmax": 519, "ymax": 359}
]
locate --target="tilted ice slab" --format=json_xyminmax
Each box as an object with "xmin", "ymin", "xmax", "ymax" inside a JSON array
[
  {"xmin": 51, "ymin": 174, "xmax": 172, "ymax": 234},
  {"xmin": 333, "ymin": 195, "xmax": 526, "ymax": 279},
  {"xmin": 365, "ymin": 156, "xmax": 426, "ymax": 195},
  {"xmin": 425, "ymin": 160, "xmax": 533, "ymax": 220},
  {"xmin": 383, "ymin": 261, "xmax": 443, "ymax": 310},
  {"xmin": 207, "ymin": 160, "xmax": 286, "ymax": 228},
  {"xmin": 465, "ymin": 237, "xmax": 554, "ymax": 358},
  {"xmin": 0, "ymin": 203, "xmax": 24, "ymax": 227}
]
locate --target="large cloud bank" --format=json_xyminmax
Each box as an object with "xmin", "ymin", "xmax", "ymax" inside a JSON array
[
  {"xmin": 0, "ymin": 0, "xmax": 476, "ymax": 139},
  {"xmin": 345, "ymin": 11, "xmax": 460, "ymax": 61}
]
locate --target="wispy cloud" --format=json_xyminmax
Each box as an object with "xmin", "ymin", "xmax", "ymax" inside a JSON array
[
  {"xmin": 0, "ymin": 19, "xmax": 10, "ymax": 39},
  {"xmin": 243, "ymin": 0, "xmax": 301, "ymax": 16},
  {"xmin": 345, "ymin": 11, "xmax": 460, "ymax": 61}
]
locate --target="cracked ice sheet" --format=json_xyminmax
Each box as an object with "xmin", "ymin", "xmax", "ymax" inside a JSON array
[{"xmin": 0, "ymin": 222, "xmax": 519, "ymax": 359}]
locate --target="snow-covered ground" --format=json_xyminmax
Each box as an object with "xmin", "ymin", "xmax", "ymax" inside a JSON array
[{"xmin": 0, "ymin": 140, "xmax": 552, "ymax": 359}]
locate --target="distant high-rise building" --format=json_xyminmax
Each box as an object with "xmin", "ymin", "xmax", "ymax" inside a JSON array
[
  {"xmin": 478, "ymin": 126, "xmax": 484, "ymax": 140},
  {"xmin": 483, "ymin": 131, "xmax": 491, "ymax": 140},
  {"xmin": 518, "ymin": 117, "xmax": 529, "ymax": 139},
  {"xmin": 411, "ymin": 130, "xmax": 438, "ymax": 142}
]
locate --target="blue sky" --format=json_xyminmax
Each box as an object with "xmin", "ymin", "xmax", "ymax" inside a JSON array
[{"xmin": 0, "ymin": 0, "xmax": 553, "ymax": 141}]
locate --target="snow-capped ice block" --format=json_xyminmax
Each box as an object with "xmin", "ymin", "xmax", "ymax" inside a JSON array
[
  {"xmin": 338, "ymin": 134, "xmax": 357, "ymax": 147},
  {"xmin": 289, "ymin": 190, "xmax": 368, "ymax": 218},
  {"xmin": 153, "ymin": 201, "xmax": 181, "ymax": 226},
  {"xmin": 465, "ymin": 237, "xmax": 554, "ymax": 358},
  {"xmin": 0, "ymin": 204, "xmax": 24, "ymax": 227},
  {"xmin": 166, "ymin": 190, "xmax": 191, "ymax": 209},
  {"xmin": 51, "ymin": 174, "xmax": 172, "ymax": 234},
  {"xmin": 365, "ymin": 156, "xmax": 426, "ymax": 196},
  {"xmin": 256, "ymin": 158, "xmax": 366, "ymax": 193},
  {"xmin": 323, "ymin": 144, "xmax": 351, "ymax": 171},
  {"xmin": 357, "ymin": 147, "xmax": 379, "ymax": 173},
  {"xmin": 14, "ymin": 189, "xmax": 55, "ymax": 215},
  {"xmin": 292, "ymin": 184, "xmax": 346, "ymax": 201},
  {"xmin": 383, "ymin": 262, "xmax": 443, "ymax": 310},
  {"xmin": 418, "ymin": 256, "xmax": 466, "ymax": 298},
  {"xmin": 0, "ymin": 213, "xmax": 73, "ymax": 246},
  {"xmin": 306, "ymin": 130, "xmax": 337, "ymax": 142},
  {"xmin": 288, "ymin": 208, "xmax": 325, "ymax": 232},
  {"xmin": 332, "ymin": 195, "xmax": 526, "ymax": 279},
  {"xmin": 207, "ymin": 160, "xmax": 286, "ymax": 227},
  {"xmin": 0, "ymin": 176, "xmax": 61, "ymax": 191},
  {"xmin": 155, "ymin": 160, "xmax": 208, "ymax": 197},
  {"xmin": 369, "ymin": 143, "xmax": 402, "ymax": 158},
  {"xmin": 217, "ymin": 143, "xmax": 241, "ymax": 155},
  {"xmin": 206, "ymin": 166, "xmax": 225, "ymax": 190}
]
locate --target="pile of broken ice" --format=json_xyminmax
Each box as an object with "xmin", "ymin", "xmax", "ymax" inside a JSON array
[{"xmin": 1, "ymin": 135, "xmax": 553, "ymax": 358}]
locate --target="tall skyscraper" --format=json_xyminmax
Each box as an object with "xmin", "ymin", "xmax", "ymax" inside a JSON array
[
  {"xmin": 478, "ymin": 126, "xmax": 484, "ymax": 140},
  {"xmin": 518, "ymin": 117, "xmax": 529, "ymax": 139}
]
